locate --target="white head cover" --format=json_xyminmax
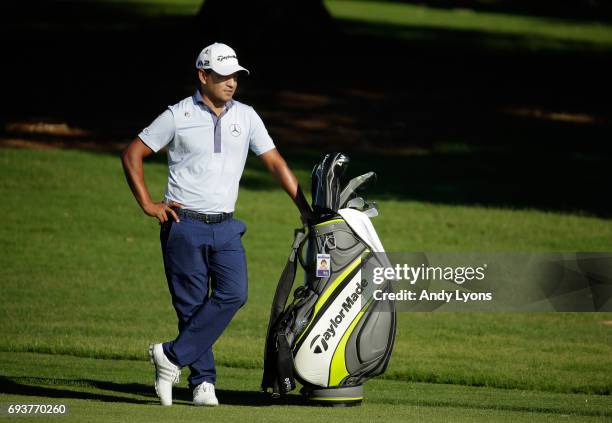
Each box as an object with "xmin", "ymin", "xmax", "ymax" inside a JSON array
[
  {"xmin": 195, "ymin": 42, "xmax": 250, "ymax": 76},
  {"xmin": 338, "ymin": 208, "xmax": 392, "ymax": 269}
]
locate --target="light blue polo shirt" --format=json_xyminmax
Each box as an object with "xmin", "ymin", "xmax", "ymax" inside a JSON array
[{"xmin": 138, "ymin": 90, "xmax": 275, "ymax": 213}]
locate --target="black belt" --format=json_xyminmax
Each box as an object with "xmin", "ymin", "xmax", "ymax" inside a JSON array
[{"xmin": 176, "ymin": 209, "xmax": 233, "ymax": 224}]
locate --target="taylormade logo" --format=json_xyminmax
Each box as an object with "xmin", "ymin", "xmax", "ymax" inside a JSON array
[
  {"xmin": 309, "ymin": 280, "xmax": 367, "ymax": 354},
  {"xmin": 217, "ymin": 54, "xmax": 237, "ymax": 62}
]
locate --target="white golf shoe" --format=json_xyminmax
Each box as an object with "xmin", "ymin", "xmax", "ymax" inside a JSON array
[
  {"xmin": 148, "ymin": 343, "xmax": 181, "ymax": 406},
  {"xmin": 193, "ymin": 381, "xmax": 219, "ymax": 406}
]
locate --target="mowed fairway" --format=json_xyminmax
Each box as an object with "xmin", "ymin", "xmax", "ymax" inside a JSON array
[{"xmin": 1, "ymin": 147, "xmax": 611, "ymax": 422}]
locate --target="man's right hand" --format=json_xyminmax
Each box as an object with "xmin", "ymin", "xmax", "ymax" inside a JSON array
[{"xmin": 143, "ymin": 201, "xmax": 183, "ymax": 223}]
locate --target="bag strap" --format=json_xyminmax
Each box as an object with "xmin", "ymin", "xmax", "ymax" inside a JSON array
[{"xmin": 261, "ymin": 227, "xmax": 307, "ymax": 393}]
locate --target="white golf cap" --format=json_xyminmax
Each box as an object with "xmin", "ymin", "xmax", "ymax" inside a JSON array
[{"xmin": 195, "ymin": 42, "xmax": 250, "ymax": 76}]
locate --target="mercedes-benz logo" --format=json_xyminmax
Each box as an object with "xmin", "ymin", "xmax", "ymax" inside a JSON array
[{"xmin": 230, "ymin": 123, "xmax": 241, "ymax": 137}]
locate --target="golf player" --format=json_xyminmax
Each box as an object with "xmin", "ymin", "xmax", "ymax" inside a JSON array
[{"xmin": 121, "ymin": 42, "xmax": 312, "ymax": 406}]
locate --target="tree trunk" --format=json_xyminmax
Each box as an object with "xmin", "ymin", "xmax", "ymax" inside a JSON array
[{"xmin": 194, "ymin": 0, "xmax": 339, "ymax": 58}]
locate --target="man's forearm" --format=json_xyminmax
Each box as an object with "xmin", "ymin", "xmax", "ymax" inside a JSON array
[
  {"xmin": 270, "ymin": 159, "xmax": 311, "ymax": 215},
  {"xmin": 121, "ymin": 144, "xmax": 181, "ymax": 223},
  {"xmin": 121, "ymin": 151, "xmax": 154, "ymax": 211}
]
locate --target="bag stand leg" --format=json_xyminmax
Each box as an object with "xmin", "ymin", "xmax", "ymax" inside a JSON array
[{"xmin": 300, "ymin": 385, "xmax": 364, "ymax": 407}]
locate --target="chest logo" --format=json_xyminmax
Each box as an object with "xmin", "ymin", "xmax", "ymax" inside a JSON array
[
  {"xmin": 230, "ymin": 123, "xmax": 241, "ymax": 137},
  {"xmin": 184, "ymin": 111, "xmax": 191, "ymax": 119}
]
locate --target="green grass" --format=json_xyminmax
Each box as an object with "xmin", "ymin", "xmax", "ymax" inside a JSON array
[
  {"xmin": 3, "ymin": 0, "xmax": 612, "ymax": 418},
  {"xmin": 1, "ymin": 353, "xmax": 611, "ymax": 422},
  {"xmin": 11, "ymin": 0, "xmax": 612, "ymax": 52},
  {"xmin": 85, "ymin": 0, "xmax": 612, "ymax": 50},
  {"xmin": 324, "ymin": 0, "xmax": 612, "ymax": 51},
  {"xmin": 103, "ymin": 0, "xmax": 612, "ymax": 51},
  {"xmin": 1, "ymin": 147, "xmax": 611, "ymax": 422},
  {"xmin": 95, "ymin": 0, "xmax": 202, "ymax": 17}
]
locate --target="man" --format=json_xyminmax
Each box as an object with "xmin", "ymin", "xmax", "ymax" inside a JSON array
[{"xmin": 121, "ymin": 42, "xmax": 312, "ymax": 407}]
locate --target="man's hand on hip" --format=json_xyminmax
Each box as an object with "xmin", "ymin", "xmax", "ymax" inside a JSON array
[{"xmin": 144, "ymin": 201, "xmax": 183, "ymax": 223}]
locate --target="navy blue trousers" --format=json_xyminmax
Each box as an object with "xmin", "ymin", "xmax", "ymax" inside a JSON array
[{"xmin": 159, "ymin": 215, "xmax": 248, "ymax": 387}]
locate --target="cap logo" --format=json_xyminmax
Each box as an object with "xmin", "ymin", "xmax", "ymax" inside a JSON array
[{"xmin": 217, "ymin": 54, "xmax": 237, "ymax": 62}]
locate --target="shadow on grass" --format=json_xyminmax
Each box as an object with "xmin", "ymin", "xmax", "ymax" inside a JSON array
[
  {"xmin": 0, "ymin": 376, "xmax": 154, "ymax": 405},
  {"xmin": 240, "ymin": 149, "xmax": 612, "ymax": 218},
  {"xmin": 1, "ymin": 376, "xmax": 610, "ymax": 416},
  {"xmin": 338, "ymin": 18, "xmax": 612, "ymax": 53},
  {"xmin": 0, "ymin": 376, "xmax": 307, "ymax": 407}
]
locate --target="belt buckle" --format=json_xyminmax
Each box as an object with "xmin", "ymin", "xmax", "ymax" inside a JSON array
[{"xmin": 201, "ymin": 213, "xmax": 225, "ymax": 224}]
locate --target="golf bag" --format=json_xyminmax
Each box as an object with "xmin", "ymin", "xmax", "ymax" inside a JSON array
[{"xmin": 261, "ymin": 153, "xmax": 396, "ymax": 405}]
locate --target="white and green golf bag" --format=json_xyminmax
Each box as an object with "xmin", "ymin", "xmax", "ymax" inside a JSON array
[{"xmin": 261, "ymin": 153, "xmax": 396, "ymax": 405}]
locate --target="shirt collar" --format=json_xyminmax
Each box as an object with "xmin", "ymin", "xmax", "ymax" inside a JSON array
[{"xmin": 194, "ymin": 89, "xmax": 234, "ymax": 113}]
